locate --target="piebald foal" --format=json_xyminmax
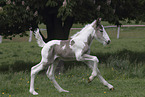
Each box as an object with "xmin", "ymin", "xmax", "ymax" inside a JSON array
[{"xmin": 29, "ymin": 18, "xmax": 114, "ymax": 95}]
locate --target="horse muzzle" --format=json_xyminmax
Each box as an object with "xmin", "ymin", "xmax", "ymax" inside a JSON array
[{"xmin": 106, "ymin": 40, "xmax": 111, "ymax": 44}]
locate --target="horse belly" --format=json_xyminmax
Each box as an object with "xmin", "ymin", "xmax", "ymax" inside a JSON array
[{"xmin": 61, "ymin": 52, "xmax": 76, "ymax": 61}]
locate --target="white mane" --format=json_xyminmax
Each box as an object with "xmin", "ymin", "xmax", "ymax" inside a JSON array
[{"xmin": 71, "ymin": 24, "xmax": 93, "ymax": 39}]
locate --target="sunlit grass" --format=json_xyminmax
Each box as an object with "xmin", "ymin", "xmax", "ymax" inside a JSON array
[
  {"xmin": 0, "ymin": 69, "xmax": 145, "ymax": 97},
  {"xmin": 0, "ymin": 22, "xmax": 145, "ymax": 96}
]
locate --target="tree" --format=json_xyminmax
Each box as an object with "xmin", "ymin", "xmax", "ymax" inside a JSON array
[
  {"xmin": 0, "ymin": 0, "xmax": 145, "ymax": 40},
  {"xmin": 1, "ymin": 0, "xmax": 145, "ymax": 73},
  {"xmin": 0, "ymin": 0, "xmax": 39, "ymax": 39}
]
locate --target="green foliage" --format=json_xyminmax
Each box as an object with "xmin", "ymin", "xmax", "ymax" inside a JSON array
[
  {"xmin": 0, "ymin": 0, "xmax": 39, "ymax": 38},
  {"xmin": 46, "ymin": 0, "xmax": 58, "ymax": 7},
  {"xmin": 1, "ymin": 0, "xmax": 145, "ymax": 38},
  {"xmin": 58, "ymin": 4, "xmax": 73, "ymax": 21}
]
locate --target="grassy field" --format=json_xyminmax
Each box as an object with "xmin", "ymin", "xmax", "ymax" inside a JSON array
[{"xmin": 0, "ymin": 22, "xmax": 145, "ymax": 97}]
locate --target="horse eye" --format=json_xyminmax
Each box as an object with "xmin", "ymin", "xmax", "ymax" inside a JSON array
[{"xmin": 100, "ymin": 30, "xmax": 103, "ymax": 33}]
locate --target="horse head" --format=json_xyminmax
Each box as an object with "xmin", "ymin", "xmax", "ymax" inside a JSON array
[{"xmin": 91, "ymin": 18, "xmax": 111, "ymax": 45}]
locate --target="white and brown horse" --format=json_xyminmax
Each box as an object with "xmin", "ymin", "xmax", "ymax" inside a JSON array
[{"xmin": 29, "ymin": 18, "xmax": 114, "ymax": 95}]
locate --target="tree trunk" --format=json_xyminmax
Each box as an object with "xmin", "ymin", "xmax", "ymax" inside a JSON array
[{"xmin": 41, "ymin": 14, "xmax": 74, "ymax": 42}]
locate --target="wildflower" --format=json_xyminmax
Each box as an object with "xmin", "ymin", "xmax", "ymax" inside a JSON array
[
  {"xmin": 2, "ymin": 92, "xmax": 4, "ymax": 94},
  {"xmin": 104, "ymin": 92, "xmax": 106, "ymax": 93},
  {"xmin": 112, "ymin": 68, "xmax": 114, "ymax": 71},
  {"xmin": 27, "ymin": 81, "xmax": 29, "ymax": 84},
  {"xmin": 9, "ymin": 95, "xmax": 11, "ymax": 97}
]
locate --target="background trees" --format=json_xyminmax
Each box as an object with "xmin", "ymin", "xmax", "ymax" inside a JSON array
[{"xmin": 0, "ymin": 0, "xmax": 145, "ymax": 40}]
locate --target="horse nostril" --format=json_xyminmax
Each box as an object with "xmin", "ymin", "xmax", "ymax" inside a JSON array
[{"xmin": 107, "ymin": 40, "xmax": 111, "ymax": 44}]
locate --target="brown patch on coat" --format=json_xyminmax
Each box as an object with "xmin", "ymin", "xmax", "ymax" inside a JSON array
[
  {"xmin": 87, "ymin": 34, "xmax": 94, "ymax": 46},
  {"xmin": 54, "ymin": 40, "xmax": 76, "ymax": 60},
  {"xmin": 70, "ymin": 40, "xmax": 75, "ymax": 46}
]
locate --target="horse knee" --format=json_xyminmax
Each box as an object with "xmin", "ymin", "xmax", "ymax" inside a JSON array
[
  {"xmin": 92, "ymin": 56, "xmax": 99, "ymax": 63},
  {"xmin": 31, "ymin": 66, "xmax": 37, "ymax": 76},
  {"xmin": 48, "ymin": 73, "xmax": 54, "ymax": 80},
  {"xmin": 76, "ymin": 56, "xmax": 83, "ymax": 61},
  {"xmin": 46, "ymin": 67, "xmax": 52, "ymax": 78},
  {"xmin": 46, "ymin": 66, "xmax": 50, "ymax": 75},
  {"xmin": 46, "ymin": 70, "xmax": 54, "ymax": 80},
  {"xmin": 92, "ymin": 71, "xmax": 97, "ymax": 77},
  {"xmin": 31, "ymin": 62, "xmax": 46, "ymax": 76}
]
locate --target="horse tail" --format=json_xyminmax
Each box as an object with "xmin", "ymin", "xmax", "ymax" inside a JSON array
[{"xmin": 34, "ymin": 28, "xmax": 46, "ymax": 47}]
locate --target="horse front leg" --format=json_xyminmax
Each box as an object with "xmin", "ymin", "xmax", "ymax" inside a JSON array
[
  {"xmin": 83, "ymin": 54, "xmax": 114, "ymax": 90},
  {"xmin": 88, "ymin": 57, "xmax": 98, "ymax": 83},
  {"xmin": 83, "ymin": 54, "xmax": 99, "ymax": 82},
  {"xmin": 46, "ymin": 60, "xmax": 69, "ymax": 93},
  {"xmin": 96, "ymin": 68, "xmax": 114, "ymax": 90}
]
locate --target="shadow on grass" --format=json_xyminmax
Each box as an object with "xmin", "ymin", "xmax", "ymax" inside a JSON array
[
  {"xmin": 0, "ymin": 49, "xmax": 145, "ymax": 74},
  {"xmin": 0, "ymin": 60, "xmax": 36, "ymax": 73},
  {"xmin": 95, "ymin": 49, "xmax": 145, "ymax": 64}
]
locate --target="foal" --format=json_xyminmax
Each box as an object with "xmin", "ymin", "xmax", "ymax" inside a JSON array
[{"xmin": 29, "ymin": 18, "xmax": 114, "ymax": 95}]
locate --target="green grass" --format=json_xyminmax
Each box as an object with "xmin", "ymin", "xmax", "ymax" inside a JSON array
[
  {"xmin": 0, "ymin": 67, "xmax": 145, "ymax": 97},
  {"xmin": 0, "ymin": 23, "xmax": 145, "ymax": 96},
  {"xmin": 0, "ymin": 72, "xmax": 145, "ymax": 97}
]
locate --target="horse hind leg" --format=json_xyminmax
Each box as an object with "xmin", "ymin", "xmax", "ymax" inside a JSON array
[
  {"xmin": 46, "ymin": 59, "xmax": 69, "ymax": 93},
  {"xmin": 29, "ymin": 61, "xmax": 47, "ymax": 95},
  {"xmin": 96, "ymin": 68, "xmax": 114, "ymax": 90}
]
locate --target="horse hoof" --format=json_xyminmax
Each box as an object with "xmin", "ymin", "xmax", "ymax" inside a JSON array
[
  {"xmin": 63, "ymin": 90, "xmax": 69, "ymax": 93},
  {"xmin": 110, "ymin": 88, "xmax": 114, "ymax": 91},
  {"xmin": 59, "ymin": 89, "xmax": 69, "ymax": 93},
  {"xmin": 88, "ymin": 78, "xmax": 91, "ymax": 83},
  {"xmin": 29, "ymin": 90, "xmax": 38, "ymax": 95}
]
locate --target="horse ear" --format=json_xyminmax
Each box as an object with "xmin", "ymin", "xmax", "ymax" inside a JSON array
[
  {"xmin": 97, "ymin": 18, "xmax": 102, "ymax": 25},
  {"xmin": 90, "ymin": 20, "xmax": 97, "ymax": 27},
  {"xmin": 97, "ymin": 18, "xmax": 102, "ymax": 21}
]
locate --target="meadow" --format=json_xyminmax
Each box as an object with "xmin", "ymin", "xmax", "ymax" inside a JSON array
[{"xmin": 0, "ymin": 22, "xmax": 145, "ymax": 97}]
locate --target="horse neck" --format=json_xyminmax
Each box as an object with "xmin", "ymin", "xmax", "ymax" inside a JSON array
[
  {"xmin": 72, "ymin": 28, "xmax": 94, "ymax": 46},
  {"xmin": 87, "ymin": 34, "xmax": 94, "ymax": 46}
]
